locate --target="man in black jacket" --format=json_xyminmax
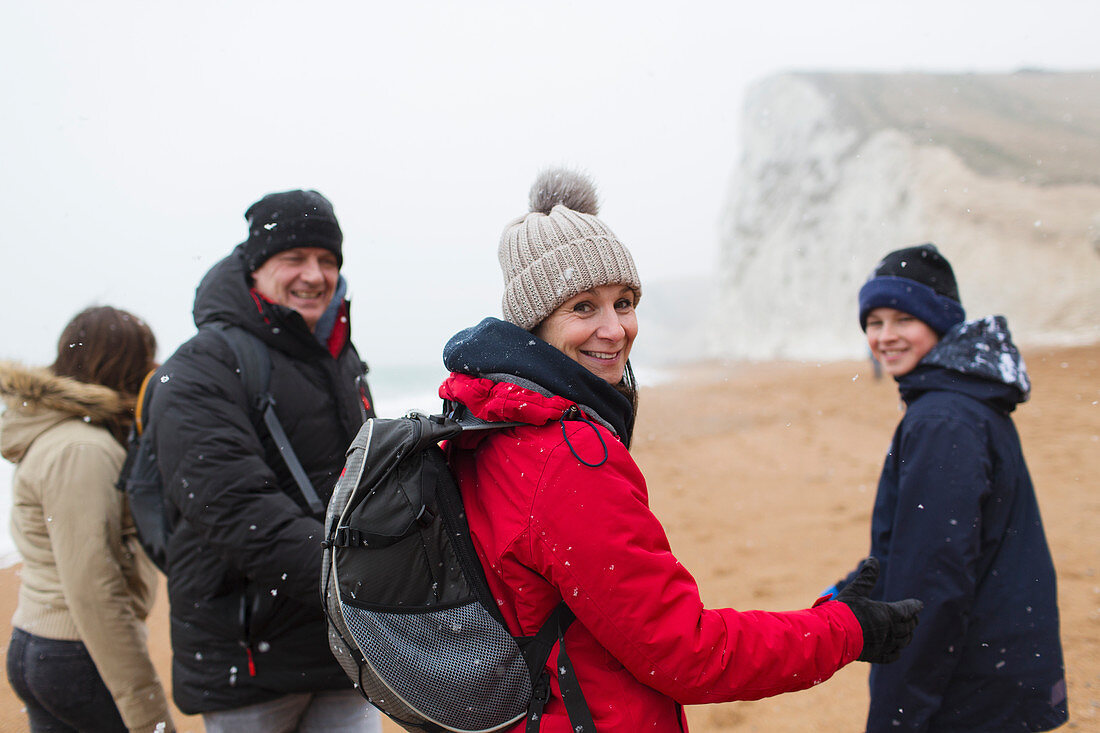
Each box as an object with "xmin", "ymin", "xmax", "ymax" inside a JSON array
[{"xmin": 149, "ymin": 190, "xmax": 381, "ymax": 731}]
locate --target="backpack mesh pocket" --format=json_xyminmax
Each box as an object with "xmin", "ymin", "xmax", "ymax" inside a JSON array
[{"xmin": 342, "ymin": 601, "xmax": 531, "ymax": 731}]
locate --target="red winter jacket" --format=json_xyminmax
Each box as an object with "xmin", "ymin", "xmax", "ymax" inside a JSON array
[{"xmin": 440, "ymin": 373, "xmax": 863, "ymax": 732}]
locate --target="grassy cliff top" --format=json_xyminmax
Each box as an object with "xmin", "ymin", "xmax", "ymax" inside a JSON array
[{"xmin": 794, "ymin": 70, "xmax": 1100, "ymax": 186}]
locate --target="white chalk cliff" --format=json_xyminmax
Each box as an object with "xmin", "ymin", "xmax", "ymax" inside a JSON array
[{"xmin": 715, "ymin": 71, "xmax": 1100, "ymax": 361}]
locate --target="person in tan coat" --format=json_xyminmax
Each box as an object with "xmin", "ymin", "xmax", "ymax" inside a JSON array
[{"xmin": 0, "ymin": 306, "xmax": 174, "ymax": 733}]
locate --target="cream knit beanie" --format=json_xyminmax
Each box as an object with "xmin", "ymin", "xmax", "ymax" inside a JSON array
[{"xmin": 499, "ymin": 169, "xmax": 642, "ymax": 331}]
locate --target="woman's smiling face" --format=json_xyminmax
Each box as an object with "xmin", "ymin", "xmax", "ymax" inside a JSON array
[{"xmin": 533, "ymin": 284, "xmax": 638, "ymax": 384}]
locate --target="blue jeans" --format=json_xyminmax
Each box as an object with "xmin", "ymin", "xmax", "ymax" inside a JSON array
[
  {"xmin": 202, "ymin": 689, "xmax": 382, "ymax": 733},
  {"xmin": 6, "ymin": 628, "xmax": 127, "ymax": 733}
]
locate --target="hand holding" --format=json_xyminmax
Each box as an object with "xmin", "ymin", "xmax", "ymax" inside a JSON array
[{"xmin": 835, "ymin": 557, "xmax": 923, "ymax": 663}]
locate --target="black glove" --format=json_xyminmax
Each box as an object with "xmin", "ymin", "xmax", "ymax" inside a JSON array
[{"xmin": 835, "ymin": 557, "xmax": 923, "ymax": 663}]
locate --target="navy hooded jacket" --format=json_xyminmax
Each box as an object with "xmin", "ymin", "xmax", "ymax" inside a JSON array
[{"xmin": 859, "ymin": 316, "xmax": 1067, "ymax": 732}]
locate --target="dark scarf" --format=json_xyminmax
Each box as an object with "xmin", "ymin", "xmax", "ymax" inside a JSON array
[{"xmin": 443, "ymin": 317, "xmax": 635, "ymax": 446}]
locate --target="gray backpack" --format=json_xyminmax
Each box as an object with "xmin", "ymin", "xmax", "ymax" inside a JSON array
[{"xmin": 321, "ymin": 412, "xmax": 593, "ymax": 732}]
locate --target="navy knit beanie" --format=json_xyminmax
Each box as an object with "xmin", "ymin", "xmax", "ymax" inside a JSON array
[
  {"xmin": 858, "ymin": 243, "xmax": 965, "ymax": 335},
  {"xmin": 242, "ymin": 189, "xmax": 343, "ymax": 272}
]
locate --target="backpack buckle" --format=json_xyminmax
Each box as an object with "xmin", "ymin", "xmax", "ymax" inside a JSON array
[
  {"xmin": 527, "ymin": 669, "xmax": 552, "ymax": 727},
  {"xmin": 532, "ymin": 672, "xmax": 550, "ymax": 704},
  {"xmin": 334, "ymin": 526, "xmax": 363, "ymax": 547},
  {"xmin": 256, "ymin": 392, "xmax": 276, "ymax": 413},
  {"xmin": 415, "ymin": 505, "xmax": 436, "ymax": 527}
]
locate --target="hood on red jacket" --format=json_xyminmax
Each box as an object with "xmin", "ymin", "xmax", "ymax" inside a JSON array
[{"xmin": 440, "ymin": 373, "xmax": 576, "ymax": 428}]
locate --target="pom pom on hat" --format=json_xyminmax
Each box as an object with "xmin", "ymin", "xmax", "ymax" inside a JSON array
[
  {"xmin": 499, "ymin": 169, "xmax": 642, "ymax": 331},
  {"xmin": 858, "ymin": 243, "xmax": 965, "ymax": 335},
  {"xmin": 529, "ymin": 168, "xmax": 600, "ymax": 216}
]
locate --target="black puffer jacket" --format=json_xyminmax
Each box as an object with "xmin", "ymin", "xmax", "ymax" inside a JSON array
[{"xmin": 149, "ymin": 246, "xmax": 374, "ymax": 714}]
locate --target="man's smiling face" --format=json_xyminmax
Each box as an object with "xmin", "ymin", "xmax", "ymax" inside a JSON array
[{"xmin": 251, "ymin": 246, "xmax": 339, "ymax": 332}]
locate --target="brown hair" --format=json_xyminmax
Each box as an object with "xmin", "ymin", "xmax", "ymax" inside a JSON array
[{"xmin": 51, "ymin": 306, "xmax": 157, "ymax": 442}]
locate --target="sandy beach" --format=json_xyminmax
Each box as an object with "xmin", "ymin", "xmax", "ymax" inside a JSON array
[{"xmin": 0, "ymin": 344, "xmax": 1096, "ymax": 732}]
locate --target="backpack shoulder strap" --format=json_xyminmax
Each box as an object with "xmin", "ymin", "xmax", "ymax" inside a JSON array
[
  {"xmin": 205, "ymin": 321, "xmax": 270, "ymax": 400},
  {"xmin": 204, "ymin": 322, "xmax": 324, "ymax": 515},
  {"xmin": 443, "ymin": 403, "xmax": 525, "ymax": 432},
  {"xmin": 522, "ymin": 601, "xmax": 595, "ymax": 733},
  {"xmin": 133, "ymin": 367, "xmax": 159, "ymax": 437}
]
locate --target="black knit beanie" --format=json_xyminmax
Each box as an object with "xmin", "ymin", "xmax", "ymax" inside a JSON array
[
  {"xmin": 858, "ymin": 243, "xmax": 965, "ymax": 335},
  {"xmin": 242, "ymin": 190, "xmax": 343, "ymax": 272}
]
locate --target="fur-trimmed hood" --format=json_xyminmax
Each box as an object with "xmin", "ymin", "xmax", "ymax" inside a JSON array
[{"xmin": 0, "ymin": 361, "xmax": 128, "ymax": 463}]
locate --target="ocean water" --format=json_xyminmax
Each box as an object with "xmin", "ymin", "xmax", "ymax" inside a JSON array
[
  {"xmin": 367, "ymin": 362, "xmax": 452, "ymax": 418},
  {"xmin": 368, "ymin": 362, "xmax": 674, "ymax": 416},
  {"xmin": 0, "ymin": 361, "xmax": 671, "ymax": 567}
]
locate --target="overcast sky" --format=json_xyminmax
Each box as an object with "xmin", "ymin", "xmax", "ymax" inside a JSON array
[{"xmin": 2, "ymin": 1, "xmax": 1098, "ymax": 369}]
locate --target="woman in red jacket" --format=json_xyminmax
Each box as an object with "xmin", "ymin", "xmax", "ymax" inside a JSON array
[{"xmin": 439, "ymin": 169, "xmax": 923, "ymax": 732}]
